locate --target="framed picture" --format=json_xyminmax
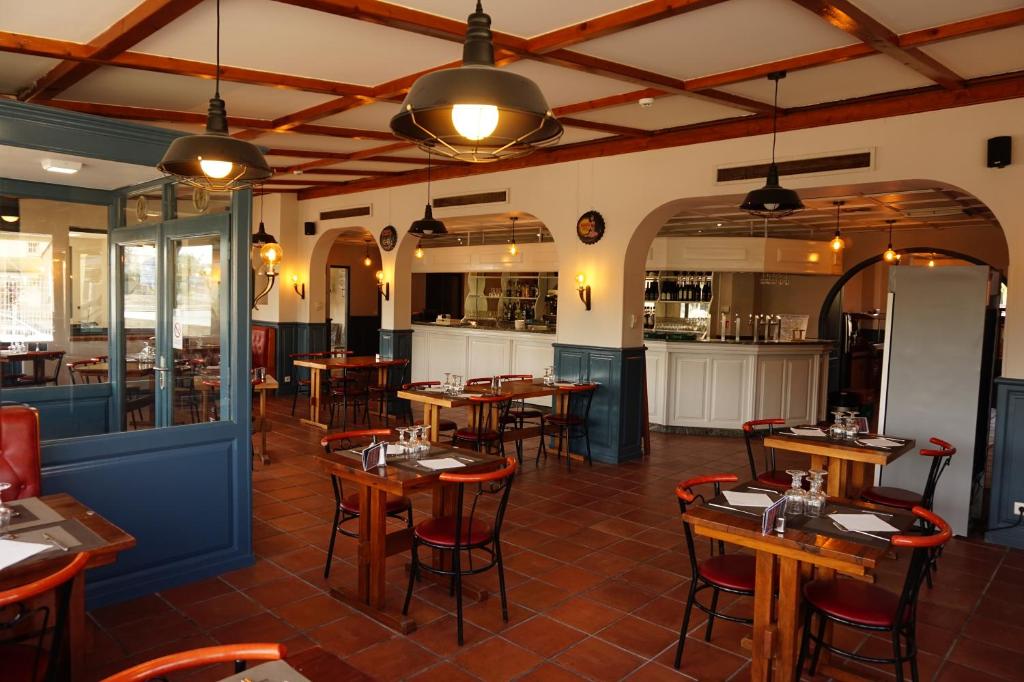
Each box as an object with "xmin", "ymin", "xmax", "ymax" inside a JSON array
[
  {"xmin": 379, "ymin": 225, "xmax": 398, "ymax": 251},
  {"xmin": 576, "ymin": 210, "xmax": 605, "ymax": 245}
]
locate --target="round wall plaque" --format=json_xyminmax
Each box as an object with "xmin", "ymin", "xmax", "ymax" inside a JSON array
[
  {"xmin": 379, "ymin": 225, "xmax": 398, "ymax": 251},
  {"xmin": 576, "ymin": 210, "xmax": 605, "ymax": 245}
]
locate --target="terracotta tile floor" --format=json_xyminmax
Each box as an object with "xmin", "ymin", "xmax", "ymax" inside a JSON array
[{"xmin": 83, "ymin": 396, "xmax": 1024, "ymax": 681}]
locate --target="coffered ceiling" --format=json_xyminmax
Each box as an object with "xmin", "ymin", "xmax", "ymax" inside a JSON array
[{"xmin": 2, "ymin": 0, "xmax": 1022, "ymax": 200}]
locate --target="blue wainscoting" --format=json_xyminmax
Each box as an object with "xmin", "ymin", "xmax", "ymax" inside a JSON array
[
  {"xmin": 252, "ymin": 321, "xmax": 329, "ymax": 394},
  {"xmin": 987, "ymin": 377, "xmax": 1024, "ymax": 549},
  {"xmin": 553, "ymin": 344, "xmax": 645, "ymax": 464},
  {"xmin": 2, "ymin": 383, "xmax": 113, "ymax": 439}
]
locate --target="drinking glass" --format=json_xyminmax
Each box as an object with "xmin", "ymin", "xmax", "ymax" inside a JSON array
[
  {"xmin": 0, "ymin": 482, "xmax": 12, "ymax": 539},
  {"xmin": 415, "ymin": 425, "xmax": 431, "ymax": 458},
  {"xmin": 783, "ymin": 470, "xmax": 808, "ymax": 516},
  {"xmin": 844, "ymin": 411, "xmax": 860, "ymax": 439},
  {"xmin": 442, "ymin": 373, "xmax": 451, "ymax": 391},
  {"xmin": 407, "ymin": 426, "xmax": 419, "ymax": 454},
  {"xmin": 805, "ymin": 469, "xmax": 828, "ymax": 517},
  {"xmin": 828, "ymin": 410, "xmax": 847, "ymax": 440},
  {"xmin": 395, "ymin": 427, "xmax": 409, "ymax": 452}
]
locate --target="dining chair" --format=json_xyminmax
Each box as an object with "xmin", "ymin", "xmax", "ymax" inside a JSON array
[
  {"xmin": 673, "ymin": 474, "xmax": 755, "ymax": 669},
  {"xmin": 499, "ymin": 374, "xmax": 543, "ymax": 462},
  {"xmin": 537, "ymin": 383, "xmax": 597, "ymax": 468},
  {"xmin": 0, "ymin": 403, "xmax": 41, "ymax": 501},
  {"xmin": 399, "ymin": 381, "xmax": 458, "ymax": 437},
  {"xmin": 741, "ymin": 418, "xmax": 791, "ymax": 488},
  {"xmin": 403, "ymin": 456, "xmax": 517, "ymax": 645},
  {"xmin": 100, "ymin": 643, "xmax": 286, "ymax": 682},
  {"xmin": 452, "ymin": 395, "xmax": 511, "ymax": 454},
  {"xmin": 795, "ymin": 506, "xmax": 952, "ymax": 682},
  {"xmin": 0, "ymin": 552, "xmax": 90, "ymax": 682},
  {"xmin": 328, "ymin": 366, "xmax": 371, "ymax": 430},
  {"xmin": 6, "ymin": 351, "xmax": 65, "ymax": 387},
  {"xmin": 320, "ymin": 429, "xmax": 413, "ymax": 578},
  {"xmin": 861, "ymin": 438, "xmax": 956, "ymax": 511},
  {"xmin": 369, "ymin": 359, "xmax": 410, "ymax": 426}
]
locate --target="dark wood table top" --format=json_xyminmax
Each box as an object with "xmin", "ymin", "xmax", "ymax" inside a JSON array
[
  {"xmin": 764, "ymin": 429, "xmax": 916, "ymax": 466},
  {"xmin": 398, "ymin": 378, "xmax": 558, "ymax": 408},
  {"xmin": 0, "ymin": 350, "xmax": 65, "ymax": 361},
  {"xmin": 293, "ymin": 355, "xmax": 397, "ymax": 370}
]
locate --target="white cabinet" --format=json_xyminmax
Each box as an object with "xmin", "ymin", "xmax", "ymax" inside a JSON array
[{"xmin": 645, "ymin": 348, "xmax": 667, "ymax": 426}]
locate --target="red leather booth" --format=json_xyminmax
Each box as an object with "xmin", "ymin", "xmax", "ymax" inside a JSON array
[{"xmin": 0, "ymin": 404, "xmax": 42, "ymax": 501}]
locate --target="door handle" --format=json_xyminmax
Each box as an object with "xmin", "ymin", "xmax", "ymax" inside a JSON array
[{"xmin": 152, "ymin": 364, "xmax": 172, "ymax": 390}]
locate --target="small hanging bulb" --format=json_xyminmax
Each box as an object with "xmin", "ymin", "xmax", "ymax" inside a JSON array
[
  {"xmin": 928, "ymin": 256, "xmax": 936, "ymax": 267},
  {"xmin": 363, "ymin": 239, "xmax": 372, "ymax": 267},
  {"xmin": 508, "ymin": 216, "xmax": 518, "ymax": 256},
  {"xmin": 830, "ymin": 200, "xmax": 845, "ymax": 252},
  {"xmin": 415, "ymin": 246, "xmax": 424, "ymax": 259},
  {"xmin": 882, "ymin": 219, "xmax": 897, "ymax": 263}
]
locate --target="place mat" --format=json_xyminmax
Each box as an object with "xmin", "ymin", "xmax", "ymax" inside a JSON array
[
  {"xmin": 10, "ymin": 519, "xmax": 107, "ymax": 560},
  {"xmin": 216, "ymin": 659, "xmax": 312, "ymax": 682},
  {"xmin": 7, "ymin": 497, "xmax": 65, "ymax": 532}
]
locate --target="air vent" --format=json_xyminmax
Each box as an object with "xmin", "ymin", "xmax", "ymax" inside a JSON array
[
  {"xmin": 433, "ymin": 190, "xmax": 508, "ymax": 209},
  {"xmin": 320, "ymin": 205, "xmax": 372, "ymax": 221},
  {"xmin": 717, "ymin": 152, "xmax": 872, "ymax": 183}
]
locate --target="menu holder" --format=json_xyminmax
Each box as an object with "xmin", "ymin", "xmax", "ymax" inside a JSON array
[
  {"xmin": 361, "ymin": 442, "xmax": 386, "ymax": 470},
  {"xmin": 761, "ymin": 496, "xmax": 786, "ymax": 535}
]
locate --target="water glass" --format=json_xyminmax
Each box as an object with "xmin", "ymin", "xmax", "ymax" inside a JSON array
[
  {"xmin": 805, "ymin": 469, "xmax": 828, "ymax": 517},
  {"xmin": 828, "ymin": 410, "xmax": 847, "ymax": 440},
  {"xmin": 783, "ymin": 470, "xmax": 808, "ymax": 516}
]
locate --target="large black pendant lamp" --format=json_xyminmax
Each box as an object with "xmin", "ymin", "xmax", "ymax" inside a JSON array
[
  {"xmin": 158, "ymin": 0, "xmax": 271, "ymax": 191},
  {"xmin": 390, "ymin": 1, "xmax": 562, "ymax": 163},
  {"xmin": 409, "ymin": 153, "xmax": 447, "ymax": 235},
  {"xmin": 740, "ymin": 71, "xmax": 804, "ymax": 218}
]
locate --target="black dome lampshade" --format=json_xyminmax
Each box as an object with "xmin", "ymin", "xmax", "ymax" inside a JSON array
[
  {"xmin": 390, "ymin": 1, "xmax": 563, "ymax": 163},
  {"xmin": 157, "ymin": 0, "xmax": 271, "ymax": 191},
  {"xmin": 0, "ymin": 196, "xmax": 19, "ymax": 224},
  {"xmin": 740, "ymin": 71, "xmax": 804, "ymax": 219},
  {"xmin": 408, "ymin": 152, "xmax": 447, "ymax": 236}
]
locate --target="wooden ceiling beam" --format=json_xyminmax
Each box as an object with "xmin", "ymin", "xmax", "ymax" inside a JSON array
[
  {"xmin": 273, "ymin": 168, "xmax": 401, "ymax": 176},
  {"xmin": 790, "ymin": 0, "xmax": 963, "ymax": 89},
  {"xmin": 899, "ymin": 7, "xmax": 1024, "ymax": 48},
  {"xmin": 553, "ymin": 88, "xmax": 666, "ymax": 116},
  {"xmin": 20, "ymin": 0, "xmax": 204, "ymax": 101},
  {"xmin": 285, "ymin": 141, "xmax": 413, "ymax": 173},
  {"xmin": 559, "ymin": 117, "xmax": 648, "ymax": 137},
  {"xmin": 685, "ymin": 43, "xmax": 874, "ymax": 91},
  {"xmin": 295, "ymin": 71, "xmax": 1024, "ymax": 200},
  {"xmin": 526, "ymin": 0, "xmax": 727, "ymax": 53}
]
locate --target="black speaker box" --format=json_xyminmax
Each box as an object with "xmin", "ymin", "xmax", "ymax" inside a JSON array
[
  {"xmin": 304, "ymin": 221, "xmax": 316, "ymax": 235},
  {"xmin": 987, "ymin": 136, "xmax": 1011, "ymax": 168}
]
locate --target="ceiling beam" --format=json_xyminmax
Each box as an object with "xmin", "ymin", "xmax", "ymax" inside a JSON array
[
  {"xmin": 685, "ymin": 43, "xmax": 874, "ymax": 91},
  {"xmin": 20, "ymin": 0, "xmax": 204, "ymax": 101},
  {"xmin": 273, "ymin": 168, "xmax": 401, "ymax": 176},
  {"xmin": 295, "ymin": 70, "xmax": 1024, "ymax": 199},
  {"xmin": 790, "ymin": 0, "xmax": 963, "ymax": 89},
  {"xmin": 553, "ymin": 88, "xmax": 666, "ymax": 116},
  {"xmin": 286, "ymin": 141, "xmax": 413, "ymax": 173},
  {"xmin": 898, "ymin": 7, "xmax": 1024, "ymax": 48},
  {"xmin": 559, "ymin": 117, "xmax": 648, "ymax": 137},
  {"xmin": 526, "ymin": 0, "xmax": 728, "ymax": 53}
]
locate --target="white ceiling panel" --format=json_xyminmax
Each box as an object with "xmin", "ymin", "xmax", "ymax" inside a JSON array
[
  {"xmin": 325, "ymin": 160, "xmax": 423, "ymax": 172},
  {"xmin": 555, "ymin": 127, "xmax": 616, "ymax": 146},
  {"xmin": 920, "ymin": 26, "xmax": 1024, "ymax": 79},
  {"xmin": 1, "ymin": 0, "xmax": 145, "ymax": 43},
  {"xmin": 0, "ymin": 53, "xmax": 60, "ymax": 95},
  {"xmin": 318, "ymin": 102, "xmax": 404, "ymax": 130},
  {"xmin": 572, "ymin": 95, "xmax": 751, "ymax": 131},
  {"xmin": 574, "ymin": 0, "xmax": 858, "ymax": 81},
  {"xmin": 392, "ymin": 1, "xmax": 645, "ymax": 38},
  {"xmin": 61, "ymin": 68, "xmax": 336, "ymax": 119},
  {"xmin": 720, "ymin": 55, "xmax": 934, "ymax": 108},
  {"xmin": 847, "ymin": 0, "xmax": 1024, "ymax": 34},
  {"xmin": 250, "ymin": 133, "xmax": 383, "ymax": 155},
  {"xmin": 133, "ymin": 0, "xmax": 461, "ymax": 86},
  {"xmin": 501, "ymin": 61, "xmax": 637, "ymax": 108},
  {"xmin": 0, "ymin": 144, "xmax": 161, "ymax": 189}
]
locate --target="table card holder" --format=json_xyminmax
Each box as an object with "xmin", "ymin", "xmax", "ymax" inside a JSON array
[
  {"xmin": 361, "ymin": 441, "xmax": 386, "ymax": 470},
  {"xmin": 762, "ymin": 496, "xmax": 787, "ymax": 534}
]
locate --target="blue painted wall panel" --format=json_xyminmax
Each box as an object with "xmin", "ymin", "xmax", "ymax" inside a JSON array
[
  {"xmin": 987, "ymin": 378, "xmax": 1024, "ymax": 549},
  {"xmin": 3, "ymin": 384, "xmax": 112, "ymax": 440}
]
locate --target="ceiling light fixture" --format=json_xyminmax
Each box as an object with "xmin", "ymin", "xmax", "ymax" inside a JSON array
[
  {"xmin": 928, "ymin": 254, "xmax": 936, "ymax": 268},
  {"xmin": 408, "ymin": 152, "xmax": 447, "ymax": 235},
  {"xmin": 252, "ymin": 188, "xmax": 281, "ymax": 309},
  {"xmin": 882, "ymin": 220, "xmax": 898, "ymax": 263},
  {"xmin": 389, "ymin": 1, "xmax": 562, "ymax": 162},
  {"xmin": 157, "ymin": 0, "xmax": 271, "ymax": 191},
  {"xmin": 363, "ymin": 239, "xmax": 373, "ymax": 267},
  {"xmin": 0, "ymin": 196, "xmax": 19, "ymax": 223},
  {"xmin": 740, "ymin": 71, "xmax": 804, "ymax": 218},
  {"xmin": 830, "ymin": 200, "xmax": 846, "ymax": 252},
  {"xmin": 41, "ymin": 158, "xmax": 82, "ymax": 175},
  {"xmin": 508, "ymin": 216, "xmax": 518, "ymax": 256},
  {"xmin": 415, "ymin": 245, "xmax": 424, "ymax": 259}
]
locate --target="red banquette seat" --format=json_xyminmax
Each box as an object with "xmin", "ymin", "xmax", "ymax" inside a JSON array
[
  {"xmin": 250, "ymin": 325, "xmax": 276, "ymax": 378},
  {"xmin": 0, "ymin": 404, "xmax": 42, "ymax": 501}
]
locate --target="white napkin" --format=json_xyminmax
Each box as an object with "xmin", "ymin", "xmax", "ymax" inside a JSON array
[
  {"xmin": 0, "ymin": 538, "xmax": 51, "ymax": 571},
  {"xmin": 418, "ymin": 458, "xmax": 465, "ymax": 471},
  {"xmin": 829, "ymin": 513, "xmax": 899, "ymax": 533},
  {"xmin": 386, "ymin": 444, "xmax": 406, "ymax": 456},
  {"xmin": 789, "ymin": 427, "xmax": 827, "ymax": 437},
  {"xmin": 723, "ymin": 491, "xmax": 775, "ymax": 508},
  {"xmin": 856, "ymin": 437, "xmax": 903, "ymax": 448}
]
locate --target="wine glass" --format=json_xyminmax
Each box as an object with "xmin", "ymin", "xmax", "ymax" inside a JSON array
[
  {"xmin": 0, "ymin": 482, "xmax": 12, "ymax": 539},
  {"xmin": 783, "ymin": 470, "xmax": 808, "ymax": 517},
  {"xmin": 805, "ymin": 469, "xmax": 828, "ymax": 517},
  {"xmin": 828, "ymin": 410, "xmax": 847, "ymax": 440},
  {"xmin": 844, "ymin": 411, "xmax": 860, "ymax": 439}
]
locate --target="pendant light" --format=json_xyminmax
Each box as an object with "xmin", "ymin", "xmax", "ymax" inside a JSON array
[
  {"xmin": 363, "ymin": 239, "xmax": 373, "ymax": 267},
  {"xmin": 740, "ymin": 72, "xmax": 804, "ymax": 218},
  {"xmin": 158, "ymin": 0, "xmax": 271, "ymax": 191},
  {"xmin": 508, "ymin": 216, "xmax": 518, "ymax": 256},
  {"xmin": 830, "ymin": 200, "xmax": 846, "ymax": 252},
  {"xmin": 415, "ymin": 246, "xmax": 424, "ymax": 259},
  {"xmin": 390, "ymin": 1, "xmax": 562, "ymax": 162},
  {"xmin": 0, "ymin": 196, "xmax": 19, "ymax": 224},
  {"xmin": 928, "ymin": 253, "xmax": 936, "ymax": 267},
  {"xmin": 251, "ymin": 189, "xmax": 282, "ymax": 272},
  {"xmin": 408, "ymin": 152, "xmax": 447, "ymax": 235},
  {"xmin": 882, "ymin": 220, "xmax": 898, "ymax": 263}
]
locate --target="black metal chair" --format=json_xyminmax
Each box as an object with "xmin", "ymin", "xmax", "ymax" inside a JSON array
[
  {"xmin": 451, "ymin": 395, "xmax": 511, "ymax": 455},
  {"xmin": 741, "ymin": 418, "xmax": 792, "ymax": 488},
  {"xmin": 327, "ymin": 366, "xmax": 371, "ymax": 430},
  {"xmin": 368, "ymin": 359, "xmax": 409, "ymax": 427},
  {"xmin": 399, "ymin": 381, "xmax": 458, "ymax": 438},
  {"xmin": 498, "ymin": 374, "xmax": 544, "ymax": 463},
  {"xmin": 537, "ymin": 383, "xmax": 597, "ymax": 468}
]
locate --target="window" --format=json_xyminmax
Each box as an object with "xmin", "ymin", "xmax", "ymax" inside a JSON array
[{"xmin": 0, "ymin": 231, "xmax": 54, "ymax": 342}]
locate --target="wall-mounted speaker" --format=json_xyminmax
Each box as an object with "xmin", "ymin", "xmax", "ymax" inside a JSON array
[
  {"xmin": 987, "ymin": 136, "xmax": 1011, "ymax": 168},
  {"xmin": 304, "ymin": 221, "xmax": 316, "ymax": 235}
]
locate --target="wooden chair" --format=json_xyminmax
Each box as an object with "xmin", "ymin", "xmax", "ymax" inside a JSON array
[
  {"xmin": 400, "ymin": 381, "xmax": 458, "ymax": 437},
  {"xmin": 0, "ymin": 403, "xmax": 41, "ymax": 501},
  {"xmin": 673, "ymin": 474, "xmax": 755, "ymax": 669},
  {"xmin": 537, "ymin": 383, "xmax": 598, "ymax": 468},
  {"xmin": 0, "ymin": 552, "xmax": 90, "ymax": 682},
  {"xmin": 320, "ymin": 430, "xmax": 413, "ymax": 578},
  {"xmin": 741, "ymin": 418, "xmax": 791, "ymax": 488},
  {"xmin": 796, "ymin": 507, "xmax": 952, "ymax": 682},
  {"xmin": 452, "ymin": 395, "xmax": 511, "ymax": 455},
  {"xmin": 100, "ymin": 643, "xmax": 286, "ymax": 682},
  {"xmin": 403, "ymin": 456, "xmax": 517, "ymax": 645}
]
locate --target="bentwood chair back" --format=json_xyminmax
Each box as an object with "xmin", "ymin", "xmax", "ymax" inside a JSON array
[
  {"xmin": 673, "ymin": 474, "xmax": 755, "ymax": 669},
  {"xmin": 319, "ymin": 429, "xmax": 412, "ymax": 577},
  {"xmin": 0, "ymin": 552, "xmax": 90, "ymax": 682},
  {"xmin": 100, "ymin": 643, "xmax": 286, "ymax": 682},
  {"xmin": 403, "ymin": 456, "xmax": 518, "ymax": 645},
  {"xmin": 0, "ymin": 403, "xmax": 41, "ymax": 501},
  {"xmin": 741, "ymin": 418, "xmax": 790, "ymax": 488}
]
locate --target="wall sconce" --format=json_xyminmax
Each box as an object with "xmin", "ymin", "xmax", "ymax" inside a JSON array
[
  {"xmin": 576, "ymin": 273, "xmax": 591, "ymax": 311},
  {"xmin": 291, "ymin": 273, "xmax": 306, "ymax": 300},
  {"xmin": 375, "ymin": 270, "xmax": 390, "ymax": 301}
]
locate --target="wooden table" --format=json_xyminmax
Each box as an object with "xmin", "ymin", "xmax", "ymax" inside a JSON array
[
  {"xmin": 196, "ymin": 375, "xmax": 279, "ymax": 464},
  {"xmin": 316, "ymin": 444, "xmax": 504, "ymax": 633},
  {"xmin": 683, "ymin": 484, "xmax": 913, "ymax": 682},
  {"xmin": 0, "ymin": 350, "xmax": 64, "ymax": 385},
  {"xmin": 0, "ymin": 493, "xmax": 135, "ymax": 682},
  {"xmin": 764, "ymin": 431, "xmax": 915, "ymax": 498},
  {"xmin": 294, "ymin": 356, "xmax": 399, "ymax": 430}
]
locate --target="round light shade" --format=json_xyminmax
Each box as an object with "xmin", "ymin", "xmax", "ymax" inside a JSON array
[
  {"xmin": 159, "ymin": 97, "xmax": 272, "ymax": 191},
  {"xmin": 0, "ymin": 196, "xmax": 19, "ymax": 224},
  {"xmin": 740, "ymin": 164, "xmax": 804, "ymax": 218},
  {"xmin": 409, "ymin": 204, "xmax": 447, "ymax": 235}
]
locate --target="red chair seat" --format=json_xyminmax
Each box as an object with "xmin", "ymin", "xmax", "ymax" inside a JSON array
[
  {"xmin": 804, "ymin": 578, "xmax": 906, "ymax": 627},
  {"xmin": 697, "ymin": 554, "xmax": 756, "ymax": 592},
  {"xmin": 340, "ymin": 493, "xmax": 411, "ymax": 515},
  {"xmin": 415, "ymin": 516, "xmax": 493, "ymax": 547},
  {"xmin": 453, "ymin": 428, "xmax": 499, "ymax": 442},
  {"xmin": 509, "ymin": 408, "xmax": 543, "ymax": 420},
  {"xmin": 544, "ymin": 414, "xmax": 583, "ymax": 427},
  {"xmin": 861, "ymin": 486, "xmax": 919, "ymax": 510},
  {"xmin": 756, "ymin": 470, "xmax": 793, "ymax": 488}
]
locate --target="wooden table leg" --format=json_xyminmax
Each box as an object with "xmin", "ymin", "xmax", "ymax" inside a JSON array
[
  {"xmin": 258, "ymin": 389, "xmax": 269, "ymax": 464},
  {"xmin": 847, "ymin": 462, "xmax": 869, "ymax": 498},
  {"xmin": 432, "ymin": 483, "xmax": 457, "ymax": 572},
  {"xmin": 310, "ymin": 367, "xmax": 321, "ymax": 424},
  {"xmin": 68, "ymin": 571, "xmax": 85, "ymax": 681},
  {"xmin": 751, "ymin": 551, "xmax": 775, "ymax": 682},
  {"xmin": 356, "ymin": 484, "xmax": 372, "ymax": 603},
  {"xmin": 368, "ymin": 488, "xmax": 387, "ymax": 609},
  {"xmin": 775, "ymin": 556, "xmax": 801, "ymax": 681},
  {"xmin": 826, "ymin": 458, "xmax": 846, "ymax": 498}
]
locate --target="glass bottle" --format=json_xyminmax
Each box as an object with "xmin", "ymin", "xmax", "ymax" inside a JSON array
[
  {"xmin": 805, "ymin": 469, "xmax": 827, "ymax": 517},
  {"xmin": 784, "ymin": 470, "xmax": 808, "ymax": 516}
]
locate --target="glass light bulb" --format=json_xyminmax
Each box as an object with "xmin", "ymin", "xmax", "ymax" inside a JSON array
[
  {"xmin": 883, "ymin": 246, "xmax": 897, "ymax": 263},
  {"xmin": 830, "ymin": 233, "xmax": 844, "ymax": 251},
  {"xmin": 415, "ymin": 247, "xmax": 424, "ymax": 259},
  {"xmin": 928, "ymin": 258, "xmax": 935, "ymax": 267},
  {"xmin": 451, "ymin": 104, "xmax": 499, "ymax": 141},
  {"xmin": 375, "ymin": 270, "xmax": 385, "ymax": 283},
  {"xmin": 260, "ymin": 242, "xmax": 281, "ymax": 264},
  {"xmin": 363, "ymin": 256, "xmax": 372, "ymax": 267},
  {"xmin": 576, "ymin": 273, "xmax": 586, "ymax": 287},
  {"xmin": 199, "ymin": 158, "xmax": 234, "ymax": 179},
  {"xmin": 764, "ymin": 202, "xmax": 780, "ymax": 211},
  {"xmin": 509, "ymin": 242, "xmax": 518, "ymax": 256}
]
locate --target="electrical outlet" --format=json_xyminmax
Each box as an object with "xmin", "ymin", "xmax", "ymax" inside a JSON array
[
  {"xmin": 1014, "ymin": 501, "xmax": 1024, "ymax": 516},
  {"xmin": 284, "ymin": 375, "xmax": 291, "ymax": 383}
]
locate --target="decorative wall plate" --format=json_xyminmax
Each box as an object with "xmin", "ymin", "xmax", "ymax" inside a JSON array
[
  {"xmin": 135, "ymin": 195, "xmax": 148, "ymax": 223},
  {"xmin": 379, "ymin": 225, "xmax": 398, "ymax": 251},
  {"xmin": 576, "ymin": 210, "xmax": 605, "ymax": 245},
  {"xmin": 192, "ymin": 187, "xmax": 210, "ymax": 213}
]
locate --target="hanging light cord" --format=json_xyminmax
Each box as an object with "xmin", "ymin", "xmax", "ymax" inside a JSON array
[
  {"xmin": 770, "ymin": 77, "xmax": 779, "ymax": 164},
  {"xmin": 426, "ymin": 151, "xmax": 432, "ymax": 205},
  {"xmin": 214, "ymin": 0, "xmax": 221, "ymax": 99}
]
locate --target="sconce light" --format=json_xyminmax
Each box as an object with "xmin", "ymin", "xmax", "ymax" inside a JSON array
[
  {"xmin": 291, "ymin": 273, "xmax": 305, "ymax": 300},
  {"xmin": 375, "ymin": 270, "xmax": 390, "ymax": 301},
  {"xmin": 576, "ymin": 273, "xmax": 591, "ymax": 311},
  {"xmin": 251, "ymin": 192, "xmax": 281, "ymax": 309}
]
